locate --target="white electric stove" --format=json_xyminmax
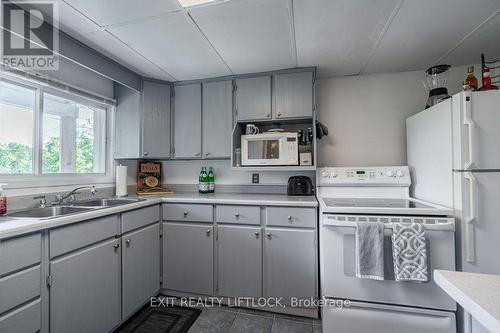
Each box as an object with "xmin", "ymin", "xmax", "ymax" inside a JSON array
[{"xmin": 317, "ymin": 166, "xmax": 457, "ymax": 333}]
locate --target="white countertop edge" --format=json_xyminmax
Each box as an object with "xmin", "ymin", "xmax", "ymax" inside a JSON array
[
  {"xmin": 434, "ymin": 270, "xmax": 500, "ymax": 333},
  {"xmin": 0, "ymin": 193, "xmax": 318, "ymax": 239}
]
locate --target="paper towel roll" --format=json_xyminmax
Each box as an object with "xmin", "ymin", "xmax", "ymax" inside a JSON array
[{"xmin": 116, "ymin": 165, "xmax": 128, "ymax": 197}]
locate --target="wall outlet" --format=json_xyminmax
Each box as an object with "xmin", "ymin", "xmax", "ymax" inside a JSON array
[{"xmin": 252, "ymin": 173, "xmax": 259, "ymax": 184}]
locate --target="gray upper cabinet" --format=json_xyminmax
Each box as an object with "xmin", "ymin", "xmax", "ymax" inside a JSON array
[
  {"xmin": 122, "ymin": 223, "xmax": 160, "ymax": 319},
  {"xmin": 218, "ymin": 225, "xmax": 262, "ymax": 298},
  {"xmin": 275, "ymin": 71, "xmax": 314, "ymax": 119},
  {"xmin": 142, "ymin": 81, "xmax": 171, "ymax": 158},
  {"xmin": 163, "ymin": 223, "xmax": 213, "ymax": 295},
  {"xmin": 114, "ymin": 81, "xmax": 171, "ymax": 159},
  {"xmin": 236, "ymin": 76, "xmax": 271, "ymax": 121},
  {"xmin": 264, "ymin": 228, "xmax": 316, "ymax": 305},
  {"xmin": 174, "ymin": 84, "xmax": 202, "ymax": 158},
  {"xmin": 202, "ymin": 80, "xmax": 233, "ymax": 158},
  {"xmin": 50, "ymin": 238, "xmax": 121, "ymax": 333}
]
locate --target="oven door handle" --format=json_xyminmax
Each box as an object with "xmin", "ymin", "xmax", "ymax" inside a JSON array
[{"xmin": 322, "ymin": 220, "xmax": 455, "ymax": 231}]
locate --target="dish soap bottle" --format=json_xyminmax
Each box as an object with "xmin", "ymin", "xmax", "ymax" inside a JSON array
[
  {"xmin": 208, "ymin": 167, "xmax": 215, "ymax": 193},
  {"xmin": 0, "ymin": 183, "xmax": 7, "ymax": 216},
  {"xmin": 198, "ymin": 167, "xmax": 208, "ymax": 194}
]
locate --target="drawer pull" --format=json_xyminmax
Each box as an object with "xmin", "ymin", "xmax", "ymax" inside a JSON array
[
  {"xmin": 126, "ymin": 239, "xmax": 131, "ymax": 246},
  {"xmin": 288, "ymin": 215, "xmax": 292, "ymax": 221},
  {"xmin": 266, "ymin": 232, "xmax": 272, "ymax": 239},
  {"xmin": 206, "ymin": 229, "xmax": 211, "ymax": 236},
  {"xmin": 254, "ymin": 231, "xmax": 260, "ymax": 237},
  {"xmin": 183, "ymin": 210, "xmax": 188, "ymax": 216},
  {"xmin": 113, "ymin": 243, "xmax": 120, "ymax": 251},
  {"xmin": 235, "ymin": 212, "xmax": 240, "ymax": 218}
]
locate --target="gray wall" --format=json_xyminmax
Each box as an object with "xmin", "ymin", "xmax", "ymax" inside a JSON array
[{"xmin": 315, "ymin": 64, "xmax": 476, "ymax": 167}]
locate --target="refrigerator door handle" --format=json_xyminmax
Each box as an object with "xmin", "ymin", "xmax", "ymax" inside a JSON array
[
  {"xmin": 464, "ymin": 172, "xmax": 476, "ymax": 263},
  {"xmin": 463, "ymin": 98, "xmax": 475, "ymax": 169}
]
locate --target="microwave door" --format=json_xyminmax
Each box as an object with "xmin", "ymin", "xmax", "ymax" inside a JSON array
[{"xmin": 243, "ymin": 138, "xmax": 285, "ymax": 165}]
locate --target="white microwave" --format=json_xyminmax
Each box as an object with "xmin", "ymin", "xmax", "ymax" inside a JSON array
[{"xmin": 241, "ymin": 132, "xmax": 299, "ymax": 166}]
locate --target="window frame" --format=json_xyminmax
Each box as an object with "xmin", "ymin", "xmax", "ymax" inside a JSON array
[{"xmin": 0, "ymin": 73, "xmax": 115, "ymax": 188}]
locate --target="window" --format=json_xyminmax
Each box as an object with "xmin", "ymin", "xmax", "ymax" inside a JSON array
[
  {"xmin": 0, "ymin": 75, "xmax": 111, "ymax": 180},
  {"xmin": 0, "ymin": 80, "xmax": 35, "ymax": 174},
  {"xmin": 42, "ymin": 93, "xmax": 106, "ymax": 174}
]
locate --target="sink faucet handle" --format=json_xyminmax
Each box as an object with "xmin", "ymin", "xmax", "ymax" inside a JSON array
[{"xmin": 33, "ymin": 195, "xmax": 47, "ymax": 208}]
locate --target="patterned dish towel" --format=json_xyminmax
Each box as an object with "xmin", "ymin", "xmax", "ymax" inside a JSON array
[{"xmin": 392, "ymin": 222, "xmax": 428, "ymax": 282}]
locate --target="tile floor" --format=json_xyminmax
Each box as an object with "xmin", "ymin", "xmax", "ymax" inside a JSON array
[{"xmin": 186, "ymin": 305, "xmax": 322, "ymax": 333}]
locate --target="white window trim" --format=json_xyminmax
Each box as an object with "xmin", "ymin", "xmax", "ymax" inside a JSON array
[{"xmin": 0, "ymin": 73, "xmax": 116, "ymax": 190}]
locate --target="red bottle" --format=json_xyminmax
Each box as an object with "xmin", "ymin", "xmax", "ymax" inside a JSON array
[{"xmin": 0, "ymin": 184, "xmax": 7, "ymax": 216}]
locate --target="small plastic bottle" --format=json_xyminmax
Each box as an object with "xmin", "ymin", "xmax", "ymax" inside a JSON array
[{"xmin": 0, "ymin": 183, "xmax": 7, "ymax": 216}]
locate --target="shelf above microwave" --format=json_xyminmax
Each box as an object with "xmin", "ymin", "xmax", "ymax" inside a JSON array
[{"xmin": 230, "ymin": 165, "xmax": 316, "ymax": 172}]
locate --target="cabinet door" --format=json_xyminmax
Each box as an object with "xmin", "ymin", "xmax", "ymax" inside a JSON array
[
  {"xmin": 218, "ymin": 226, "xmax": 262, "ymax": 298},
  {"xmin": 122, "ymin": 223, "xmax": 160, "ymax": 319},
  {"xmin": 275, "ymin": 72, "xmax": 313, "ymax": 119},
  {"xmin": 174, "ymin": 83, "xmax": 202, "ymax": 158},
  {"xmin": 142, "ymin": 80, "xmax": 171, "ymax": 158},
  {"xmin": 114, "ymin": 84, "xmax": 141, "ymax": 158},
  {"xmin": 236, "ymin": 76, "xmax": 271, "ymax": 121},
  {"xmin": 163, "ymin": 223, "xmax": 213, "ymax": 295},
  {"xmin": 50, "ymin": 239, "xmax": 121, "ymax": 333},
  {"xmin": 202, "ymin": 80, "xmax": 233, "ymax": 158},
  {"xmin": 264, "ymin": 228, "xmax": 316, "ymax": 305}
]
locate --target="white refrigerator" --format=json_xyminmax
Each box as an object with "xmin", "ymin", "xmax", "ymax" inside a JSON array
[{"xmin": 406, "ymin": 90, "xmax": 500, "ymax": 333}]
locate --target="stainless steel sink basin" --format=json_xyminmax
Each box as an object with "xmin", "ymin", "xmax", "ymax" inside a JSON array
[
  {"xmin": 72, "ymin": 198, "xmax": 141, "ymax": 207},
  {"xmin": 8, "ymin": 206, "xmax": 93, "ymax": 219}
]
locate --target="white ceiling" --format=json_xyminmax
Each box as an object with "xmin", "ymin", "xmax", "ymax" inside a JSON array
[{"xmin": 21, "ymin": 0, "xmax": 500, "ymax": 81}]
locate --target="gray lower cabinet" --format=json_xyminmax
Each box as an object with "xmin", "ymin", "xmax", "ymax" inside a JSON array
[
  {"xmin": 174, "ymin": 83, "xmax": 202, "ymax": 158},
  {"xmin": 217, "ymin": 225, "xmax": 262, "ymax": 298},
  {"xmin": 0, "ymin": 299, "xmax": 41, "ymax": 333},
  {"xmin": 163, "ymin": 223, "xmax": 213, "ymax": 295},
  {"xmin": 274, "ymin": 71, "xmax": 313, "ymax": 119},
  {"xmin": 202, "ymin": 80, "xmax": 233, "ymax": 158},
  {"xmin": 236, "ymin": 76, "xmax": 272, "ymax": 121},
  {"xmin": 122, "ymin": 223, "xmax": 160, "ymax": 319},
  {"xmin": 264, "ymin": 228, "xmax": 316, "ymax": 305},
  {"xmin": 50, "ymin": 238, "xmax": 121, "ymax": 333}
]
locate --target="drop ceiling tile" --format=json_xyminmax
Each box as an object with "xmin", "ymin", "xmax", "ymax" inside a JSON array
[
  {"xmin": 294, "ymin": 0, "xmax": 399, "ymax": 78},
  {"xmin": 78, "ymin": 30, "xmax": 176, "ymax": 81},
  {"xmin": 441, "ymin": 10, "xmax": 500, "ymax": 67},
  {"xmin": 108, "ymin": 12, "xmax": 231, "ymax": 80},
  {"xmin": 364, "ymin": 0, "xmax": 500, "ymax": 74},
  {"xmin": 63, "ymin": 0, "xmax": 182, "ymax": 27},
  {"xmin": 189, "ymin": 0, "xmax": 296, "ymax": 74}
]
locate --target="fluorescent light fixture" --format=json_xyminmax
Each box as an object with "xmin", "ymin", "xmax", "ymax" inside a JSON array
[{"xmin": 177, "ymin": 0, "xmax": 220, "ymax": 8}]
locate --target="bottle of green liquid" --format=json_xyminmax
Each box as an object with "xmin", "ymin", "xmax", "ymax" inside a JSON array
[
  {"xmin": 198, "ymin": 167, "xmax": 208, "ymax": 194},
  {"xmin": 208, "ymin": 167, "xmax": 215, "ymax": 193}
]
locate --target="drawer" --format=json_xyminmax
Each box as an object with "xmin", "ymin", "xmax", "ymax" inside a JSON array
[
  {"xmin": 0, "ymin": 299, "xmax": 41, "ymax": 333},
  {"xmin": 266, "ymin": 207, "xmax": 316, "ymax": 228},
  {"xmin": 50, "ymin": 215, "xmax": 119, "ymax": 259},
  {"xmin": 217, "ymin": 205, "xmax": 260, "ymax": 225},
  {"xmin": 122, "ymin": 205, "xmax": 160, "ymax": 233},
  {"xmin": 0, "ymin": 266, "xmax": 40, "ymax": 314},
  {"xmin": 0, "ymin": 233, "xmax": 41, "ymax": 276},
  {"xmin": 163, "ymin": 204, "xmax": 213, "ymax": 222}
]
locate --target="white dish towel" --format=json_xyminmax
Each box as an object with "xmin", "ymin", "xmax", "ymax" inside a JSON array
[{"xmin": 392, "ymin": 222, "xmax": 428, "ymax": 282}]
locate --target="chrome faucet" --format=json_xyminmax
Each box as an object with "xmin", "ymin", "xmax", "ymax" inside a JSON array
[
  {"xmin": 55, "ymin": 185, "xmax": 97, "ymax": 205},
  {"xmin": 33, "ymin": 195, "xmax": 47, "ymax": 208}
]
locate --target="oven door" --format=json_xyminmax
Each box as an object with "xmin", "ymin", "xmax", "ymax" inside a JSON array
[
  {"xmin": 320, "ymin": 214, "xmax": 456, "ymax": 311},
  {"xmin": 241, "ymin": 136, "xmax": 286, "ymax": 166}
]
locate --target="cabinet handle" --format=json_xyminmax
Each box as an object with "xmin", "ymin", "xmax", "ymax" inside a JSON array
[
  {"xmin": 126, "ymin": 239, "xmax": 131, "ymax": 246},
  {"xmin": 113, "ymin": 243, "xmax": 120, "ymax": 251},
  {"xmin": 235, "ymin": 212, "xmax": 240, "ymax": 218},
  {"xmin": 183, "ymin": 210, "xmax": 188, "ymax": 217},
  {"xmin": 265, "ymin": 113, "xmax": 271, "ymax": 118},
  {"xmin": 277, "ymin": 112, "xmax": 282, "ymax": 117},
  {"xmin": 195, "ymin": 152, "xmax": 201, "ymax": 156},
  {"xmin": 288, "ymin": 215, "xmax": 292, "ymax": 221},
  {"xmin": 206, "ymin": 229, "xmax": 211, "ymax": 236},
  {"xmin": 204, "ymin": 152, "xmax": 209, "ymax": 157},
  {"xmin": 143, "ymin": 151, "xmax": 148, "ymax": 156},
  {"xmin": 266, "ymin": 232, "xmax": 272, "ymax": 239},
  {"xmin": 254, "ymin": 231, "xmax": 260, "ymax": 237}
]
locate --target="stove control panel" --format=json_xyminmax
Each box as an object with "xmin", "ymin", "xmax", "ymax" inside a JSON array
[{"xmin": 317, "ymin": 166, "xmax": 411, "ymax": 186}]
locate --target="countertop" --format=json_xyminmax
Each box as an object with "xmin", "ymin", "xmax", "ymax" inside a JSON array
[
  {"xmin": 0, "ymin": 192, "xmax": 317, "ymax": 240},
  {"xmin": 435, "ymin": 270, "xmax": 500, "ymax": 333}
]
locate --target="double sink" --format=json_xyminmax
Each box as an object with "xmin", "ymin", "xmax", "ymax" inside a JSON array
[{"xmin": 8, "ymin": 198, "xmax": 143, "ymax": 219}]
